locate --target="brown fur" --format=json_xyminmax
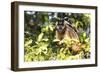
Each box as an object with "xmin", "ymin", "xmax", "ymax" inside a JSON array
[
  {"xmin": 56, "ymin": 24, "xmax": 79, "ymax": 41},
  {"xmin": 55, "ymin": 21, "xmax": 80, "ymax": 53}
]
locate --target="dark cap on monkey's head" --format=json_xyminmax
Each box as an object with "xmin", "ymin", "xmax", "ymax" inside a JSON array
[{"xmin": 57, "ymin": 13, "xmax": 66, "ymax": 18}]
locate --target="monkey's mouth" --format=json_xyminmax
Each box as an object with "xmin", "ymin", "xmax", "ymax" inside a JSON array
[{"xmin": 57, "ymin": 28, "xmax": 63, "ymax": 33}]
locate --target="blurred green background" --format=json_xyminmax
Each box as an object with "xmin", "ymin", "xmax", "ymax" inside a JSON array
[{"xmin": 24, "ymin": 11, "xmax": 91, "ymax": 62}]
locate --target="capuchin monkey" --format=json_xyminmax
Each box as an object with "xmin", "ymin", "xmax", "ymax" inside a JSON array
[
  {"xmin": 55, "ymin": 18, "xmax": 79, "ymax": 41},
  {"xmin": 55, "ymin": 18, "xmax": 80, "ymax": 53}
]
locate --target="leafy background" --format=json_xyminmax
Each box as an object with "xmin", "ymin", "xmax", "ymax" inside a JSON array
[{"xmin": 24, "ymin": 11, "xmax": 91, "ymax": 62}]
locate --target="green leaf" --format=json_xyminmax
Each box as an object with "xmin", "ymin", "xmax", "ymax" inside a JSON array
[
  {"xmin": 42, "ymin": 38, "xmax": 49, "ymax": 42},
  {"xmin": 85, "ymin": 38, "xmax": 89, "ymax": 43},
  {"xmin": 53, "ymin": 39, "xmax": 60, "ymax": 42},
  {"xmin": 49, "ymin": 25, "xmax": 54, "ymax": 31},
  {"xmin": 83, "ymin": 32, "xmax": 86, "ymax": 38},
  {"xmin": 37, "ymin": 33, "xmax": 44, "ymax": 42},
  {"xmin": 25, "ymin": 39, "xmax": 32, "ymax": 47}
]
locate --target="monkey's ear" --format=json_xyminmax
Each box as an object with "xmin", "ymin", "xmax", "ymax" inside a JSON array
[
  {"xmin": 64, "ymin": 17, "xmax": 72, "ymax": 24},
  {"xmin": 55, "ymin": 21, "xmax": 58, "ymax": 26},
  {"xmin": 50, "ymin": 17, "xmax": 58, "ymax": 22},
  {"xmin": 64, "ymin": 17, "xmax": 69, "ymax": 21}
]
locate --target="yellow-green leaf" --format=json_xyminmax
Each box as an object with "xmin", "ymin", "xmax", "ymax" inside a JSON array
[{"xmin": 37, "ymin": 33, "xmax": 44, "ymax": 42}]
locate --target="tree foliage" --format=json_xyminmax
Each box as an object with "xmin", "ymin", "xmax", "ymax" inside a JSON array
[{"xmin": 24, "ymin": 11, "xmax": 91, "ymax": 62}]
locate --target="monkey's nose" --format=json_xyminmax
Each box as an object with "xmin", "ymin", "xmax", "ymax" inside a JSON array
[{"xmin": 59, "ymin": 27, "xmax": 62, "ymax": 30}]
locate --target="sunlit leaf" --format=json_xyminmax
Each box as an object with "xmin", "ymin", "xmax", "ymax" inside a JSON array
[
  {"xmin": 53, "ymin": 39, "xmax": 60, "ymax": 42},
  {"xmin": 42, "ymin": 38, "xmax": 49, "ymax": 41},
  {"xmin": 85, "ymin": 38, "xmax": 90, "ymax": 43},
  {"xmin": 83, "ymin": 32, "xmax": 86, "ymax": 38},
  {"xmin": 37, "ymin": 33, "xmax": 44, "ymax": 42},
  {"xmin": 25, "ymin": 39, "xmax": 32, "ymax": 47},
  {"xmin": 49, "ymin": 25, "xmax": 54, "ymax": 31}
]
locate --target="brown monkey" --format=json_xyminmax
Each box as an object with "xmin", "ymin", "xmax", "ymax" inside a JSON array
[
  {"xmin": 55, "ymin": 19, "xmax": 79, "ymax": 41},
  {"xmin": 55, "ymin": 19, "xmax": 80, "ymax": 53}
]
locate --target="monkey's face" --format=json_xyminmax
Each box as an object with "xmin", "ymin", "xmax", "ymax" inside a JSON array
[{"xmin": 56, "ymin": 20, "xmax": 66, "ymax": 33}]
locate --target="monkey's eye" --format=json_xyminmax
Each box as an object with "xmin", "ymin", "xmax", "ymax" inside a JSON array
[
  {"xmin": 58, "ymin": 24, "xmax": 63, "ymax": 26},
  {"xmin": 58, "ymin": 21, "xmax": 64, "ymax": 25},
  {"xmin": 59, "ymin": 21, "xmax": 62, "ymax": 24}
]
